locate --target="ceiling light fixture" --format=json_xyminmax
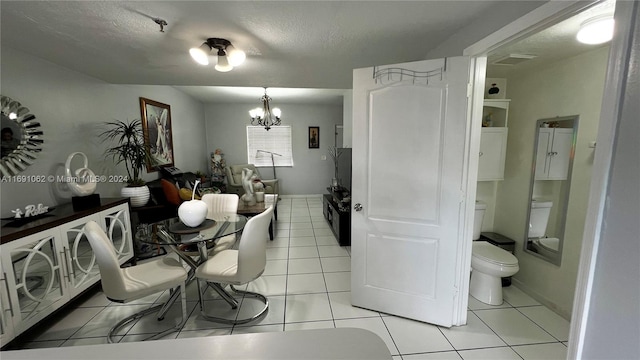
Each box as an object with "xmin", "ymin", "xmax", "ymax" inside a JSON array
[
  {"xmin": 577, "ymin": 15, "xmax": 615, "ymax": 45},
  {"xmin": 189, "ymin": 38, "xmax": 246, "ymax": 72},
  {"xmin": 249, "ymin": 88, "xmax": 282, "ymax": 131}
]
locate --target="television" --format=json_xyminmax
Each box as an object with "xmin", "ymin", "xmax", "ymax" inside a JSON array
[{"xmin": 336, "ymin": 148, "xmax": 352, "ymax": 194}]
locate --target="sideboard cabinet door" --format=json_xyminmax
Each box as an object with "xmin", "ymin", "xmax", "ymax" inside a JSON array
[
  {"xmin": 99, "ymin": 203, "xmax": 133, "ymax": 265},
  {"xmin": 0, "ymin": 229, "xmax": 67, "ymax": 335}
]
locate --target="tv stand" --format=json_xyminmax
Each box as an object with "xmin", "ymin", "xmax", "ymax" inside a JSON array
[{"xmin": 323, "ymin": 189, "xmax": 351, "ymax": 246}]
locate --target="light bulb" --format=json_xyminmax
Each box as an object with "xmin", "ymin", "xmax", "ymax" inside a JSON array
[
  {"xmin": 215, "ymin": 53, "xmax": 233, "ymax": 72},
  {"xmin": 226, "ymin": 44, "xmax": 246, "ymax": 66},
  {"xmin": 577, "ymin": 15, "xmax": 614, "ymax": 45},
  {"xmin": 272, "ymin": 108, "xmax": 282, "ymax": 118},
  {"xmin": 189, "ymin": 43, "xmax": 210, "ymax": 65}
]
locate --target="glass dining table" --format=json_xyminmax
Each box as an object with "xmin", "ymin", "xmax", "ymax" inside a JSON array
[{"xmin": 135, "ymin": 213, "xmax": 248, "ymax": 319}]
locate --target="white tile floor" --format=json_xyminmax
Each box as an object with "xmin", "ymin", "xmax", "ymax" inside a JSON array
[{"xmin": 13, "ymin": 196, "xmax": 571, "ymax": 359}]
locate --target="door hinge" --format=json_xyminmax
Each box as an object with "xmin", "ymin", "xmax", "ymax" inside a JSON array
[{"xmin": 467, "ymin": 83, "xmax": 473, "ymax": 98}]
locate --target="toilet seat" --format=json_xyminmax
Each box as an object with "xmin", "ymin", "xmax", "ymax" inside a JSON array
[
  {"xmin": 533, "ymin": 237, "xmax": 560, "ymax": 251},
  {"xmin": 472, "ymin": 242, "xmax": 518, "ymax": 266}
]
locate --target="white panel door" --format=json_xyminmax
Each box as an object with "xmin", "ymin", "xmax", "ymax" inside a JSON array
[{"xmin": 351, "ymin": 56, "xmax": 471, "ymax": 327}]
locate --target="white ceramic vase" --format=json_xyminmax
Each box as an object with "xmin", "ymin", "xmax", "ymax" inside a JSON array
[
  {"xmin": 177, "ymin": 179, "xmax": 207, "ymax": 227},
  {"xmin": 121, "ymin": 185, "xmax": 150, "ymax": 207},
  {"xmin": 178, "ymin": 200, "xmax": 208, "ymax": 227},
  {"xmin": 241, "ymin": 193, "xmax": 257, "ymax": 206}
]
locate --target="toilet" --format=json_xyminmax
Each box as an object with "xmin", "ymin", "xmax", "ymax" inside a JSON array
[
  {"xmin": 469, "ymin": 201, "xmax": 519, "ymax": 305},
  {"xmin": 528, "ymin": 200, "xmax": 560, "ymax": 255}
]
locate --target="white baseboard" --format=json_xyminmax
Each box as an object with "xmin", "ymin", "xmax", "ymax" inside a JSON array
[
  {"xmin": 279, "ymin": 194, "xmax": 323, "ymax": 199},
  {"xmin": 511, "ymin": 278, "xmax": 572, "ymax": 320}
]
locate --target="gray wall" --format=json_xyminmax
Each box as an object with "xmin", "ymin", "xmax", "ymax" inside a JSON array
[
  {"xmin": 342, "ymin": 91, "xmax": 353, "ymax": 148},
  {"xmin": 1, "ymin": 47, "xmax": 207, "ymax": 217},
  {"xmin": 581, "ymin": 2, "xmax": 640, "ymax": 357},
  {"xmin": 204, "ymin": 102, "xmax": 343, "ymax": 195}
]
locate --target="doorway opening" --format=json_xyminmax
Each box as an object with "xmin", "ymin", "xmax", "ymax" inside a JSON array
[{"xmin": 470, "ymin": 0, "xmax": 614, "ymax": 345}]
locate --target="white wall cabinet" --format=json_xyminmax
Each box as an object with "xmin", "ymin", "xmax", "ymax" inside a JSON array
[
  {"xmin": 535, "ymin": 128, "xmax": 574, "ymax": 180},
  {"xmin": 478, "ymin": 99, "xmax": 510, "ymax": 181},
  {"xmin": 0, "ymin": 199, "xmax": 132, "ymax": 347},
  {"xmin": 478, "ymin": 128, "xmax": 509, "ymax": 181}
]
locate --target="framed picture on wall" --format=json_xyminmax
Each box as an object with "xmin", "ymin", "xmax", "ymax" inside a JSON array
[
  {"xmin": 140, "ymin": 97, "xmax": 174, "ymax": 172},
  {"xmin": 309, "ymin": 126, "xmax": 320, "ymax": 149}
]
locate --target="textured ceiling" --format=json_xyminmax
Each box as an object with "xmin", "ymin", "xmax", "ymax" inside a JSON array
[
  {"xmin": 1, "ymin": 0, "xmax": 505, "ymax": 91},
  {"xmin": 487, "ymin": 0, "xmax": 615, "ymax": 77},
  {"xmin": 2, "ymin": 1, "xmax": 612, "ymax": 104}
]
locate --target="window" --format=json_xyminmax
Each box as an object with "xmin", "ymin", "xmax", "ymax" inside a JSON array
[{"xmin": 246, "ymin": 126, "xmax": 294, "ymax": 167}]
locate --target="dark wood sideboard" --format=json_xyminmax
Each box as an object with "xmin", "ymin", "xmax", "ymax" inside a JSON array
[{"xmin": 323, "ymin": 190, "xmax": 351, "ymax": 246}]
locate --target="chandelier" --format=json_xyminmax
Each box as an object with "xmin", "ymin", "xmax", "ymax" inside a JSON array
[
  {"xmin": 189, "ymin": 38, "xmax": 246, "ymax": 72},
  {"xmin": 249, "ymin": 88, "xmax": 282, "ymax": 131}
]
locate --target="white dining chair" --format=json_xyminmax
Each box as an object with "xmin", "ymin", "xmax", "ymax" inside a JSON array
[
  {"xmin": 178, "ymin": 193, "xmax": 239, "ymax": 257},
  {"xmin": 201, "ymin": 193, "xmax": 239, "ymax": 253},
  {"xmin": 195, "ymin": 206, "xmax": 273, "ymax": 324},
  {"xmin": 83, "ymin": 221, "xmax": 188, "ymax": 343}
]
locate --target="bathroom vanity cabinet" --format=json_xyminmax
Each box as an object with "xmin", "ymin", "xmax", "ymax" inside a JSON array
[
  {"xmin": 478, "ymin": 100, "xmax": 510, "ymax": 181},
  {"xmin": 535, "ymin": 128, "xmax": 573, "ymax": 180},
  {"xmin": 0, "ymin": 198, "xmax": 133, "ymax": 348}
]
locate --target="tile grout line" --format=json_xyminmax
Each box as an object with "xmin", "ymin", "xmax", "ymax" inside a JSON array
[
  {"xmin": 512, "ymin": 305, "xmax": 568, "ymax": 343},
  {"xmin": 470, "ymin": 307, "xmax": 515, "ymax": 353},
  {"xmin": 471, "ymin": 304, "xmax": 562, "ymax": 358},
  {"xmin": 280, "ymin": 199, "xmax": 293, "ymax": 331},
  {"xmin": 378, "ymin": 315, "xmax": 404, "ymax": 357},
  {"xmin": 311, "ymin": 198, "xmax": 337, "ymax": 329}
]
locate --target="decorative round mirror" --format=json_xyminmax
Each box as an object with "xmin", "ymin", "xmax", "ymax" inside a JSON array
[{"xmin": 0, "ymin": 95, "xmax": 43, "ymax": 177}]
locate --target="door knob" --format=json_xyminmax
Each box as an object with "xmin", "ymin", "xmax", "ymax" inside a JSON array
[{"xmin": 354, "ymin": 203, "xmax": 363, "ymax": 212}]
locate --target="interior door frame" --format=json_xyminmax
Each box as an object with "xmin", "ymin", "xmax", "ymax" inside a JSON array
[{"xmin": 462, "ymin": 1, "xmax": 635, "ymax": 358}]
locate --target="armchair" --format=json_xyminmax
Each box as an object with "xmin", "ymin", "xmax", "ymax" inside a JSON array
[{"xmin": 226, "ymin": 164, "xmax": 279, "ymax": 196}]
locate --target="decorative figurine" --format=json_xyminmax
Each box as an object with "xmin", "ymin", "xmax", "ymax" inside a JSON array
[
  {"xmin": 65, "ymin": 152, "xmax": 97, "ymax": 196},
  {"xmin": 211, "ymin": 148, "xmax": 226, "ymax": 178},
  {"xmin": 240, "ymin": 168, "xmax": 256, "ymax": 205}
]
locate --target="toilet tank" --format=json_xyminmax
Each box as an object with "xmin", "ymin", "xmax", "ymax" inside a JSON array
[
  {"xmin": 529, "ymin": 201, "xmax": 553, "ymax": 238},
  {"xmin": 473, "ymin": 201, "xmax": 487, "ymax": 240}
]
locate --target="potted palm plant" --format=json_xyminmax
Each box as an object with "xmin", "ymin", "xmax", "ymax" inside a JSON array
[{"xmin": 99, "ymin": 119, "xmax": 151, "ymax": 207}]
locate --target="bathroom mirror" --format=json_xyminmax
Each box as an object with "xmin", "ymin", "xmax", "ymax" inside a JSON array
[
  {"xmin": 0, "ymin": 95, "xmax": 43, "ymax": 177},
  {"xmin": 524, "ymin": 115, "xmax": 579, "ymax": 266}
]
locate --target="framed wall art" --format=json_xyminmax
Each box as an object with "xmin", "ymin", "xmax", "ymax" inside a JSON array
[
  {"xmin": 309, "ymin": 126, "xmax": 319, "ymax": 149},
  {"xmin": 140, "ymin": 97, "xmax": 174, "ymax": 172}
]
